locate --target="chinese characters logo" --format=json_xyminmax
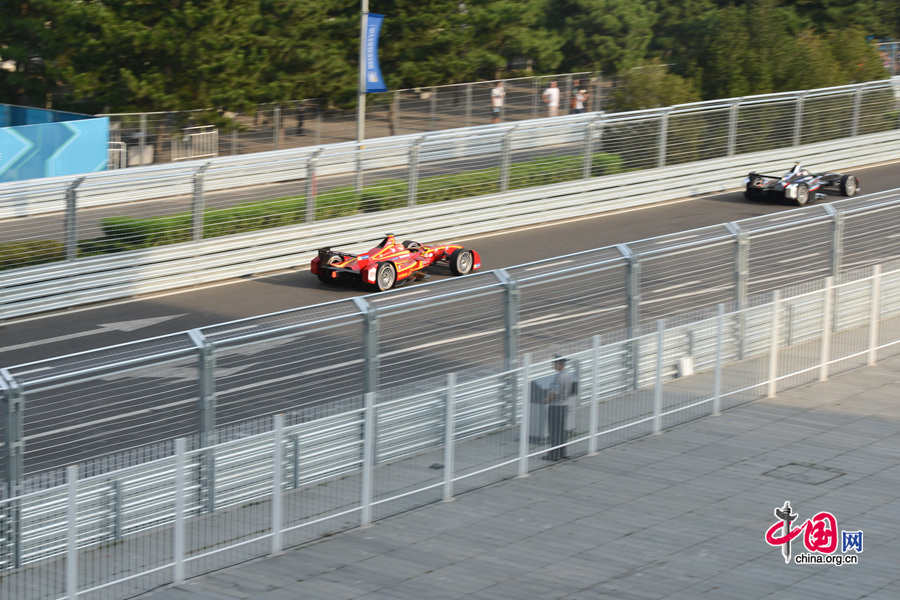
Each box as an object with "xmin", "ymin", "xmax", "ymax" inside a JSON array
[{"xmin": 764, "ymin": 501, "xmax": 863, "ymax": 565}]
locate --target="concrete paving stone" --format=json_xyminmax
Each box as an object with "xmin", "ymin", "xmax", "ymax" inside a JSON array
[
  {"xmin": 353, "ymin": 553, "xmax": 433, "ymax": 580},
  {"xmin": 289, "ymin": 577, "xmax": 370, "ymax": 600},
  {"xmin": 408, "ymin": 563, "xmax": 503, "ymax": 594},
  {"xmin": 143, "ymin": 586, "xmax": 236, "ymax": 600}
]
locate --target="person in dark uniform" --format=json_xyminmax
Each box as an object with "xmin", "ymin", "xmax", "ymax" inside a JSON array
[{"xmin": 544, "ymin": 355, "xmax": 572, "ymax": 461}]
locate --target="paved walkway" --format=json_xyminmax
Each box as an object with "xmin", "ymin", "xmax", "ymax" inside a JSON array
[{"xmin": 141, "ymin": 355, "xmax": 900, "ymax": 600}]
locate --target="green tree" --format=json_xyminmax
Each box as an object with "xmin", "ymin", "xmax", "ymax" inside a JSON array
[{"xmin": 608, "ymin": 60, "xmax": 700, "ymax": 111}]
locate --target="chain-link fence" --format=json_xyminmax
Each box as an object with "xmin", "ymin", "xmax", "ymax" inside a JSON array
[
  {"xmin": 1, "ymin": 256, "xmax": 899, "ymax": 599},
  {"xmin": 878, "ymin": 42, "xmax": 900, "ymax": 77}
]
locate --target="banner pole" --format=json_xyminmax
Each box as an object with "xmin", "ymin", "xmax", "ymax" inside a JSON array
[{"xmin": 357, "ymin": 0, "xmax": 369, "ymax": 145}]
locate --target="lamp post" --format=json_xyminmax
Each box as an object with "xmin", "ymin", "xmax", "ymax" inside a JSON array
[{"xmin": 357, "ymin": 0, "xmax": 368, "ymax": 145}]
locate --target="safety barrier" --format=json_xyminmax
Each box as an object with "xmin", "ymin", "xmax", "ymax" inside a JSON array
[
  {"xmin": 2, "ymin": 127, "xmax": 899, "ymax": 320},
  {"xmin": 1, "ymin": 259, "xmax": 898, "ymax": 599}
]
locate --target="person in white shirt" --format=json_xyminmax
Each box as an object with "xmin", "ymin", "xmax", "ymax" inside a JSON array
[
  {"xmin": 491, "ymin": 81, "xmax": 506, "ymax": 123},
  {"xmin": 542, "ymin": 81, "xmax": 560, "ymax": 117}
]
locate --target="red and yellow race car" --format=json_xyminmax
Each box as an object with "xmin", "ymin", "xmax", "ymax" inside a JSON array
[{"xmin": 311, "ymin": 234, "xmax": 482, "ymax": 291}]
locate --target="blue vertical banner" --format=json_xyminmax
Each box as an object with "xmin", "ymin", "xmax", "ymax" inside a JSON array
[{"xmin": 365, "ymin": 14, "xmax": 387, "ymax": 93}]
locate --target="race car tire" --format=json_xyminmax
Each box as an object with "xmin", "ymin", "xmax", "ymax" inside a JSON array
[
  {"xmin": 795, "ymin": 183, "xmax": 810, "ymax": 206},
  {"xmin": 317, "ymin": 255, "xmax": 342, "ymax": 284},
  {"xmin": 744, "ymin": 184, "xmax": 753, "ymax": 201},
  {"xmin": 373, "ymin": 261, "xmax": 397, "ymax": 292},
  {"xmin": 448, "ymin": 249, "xmax": 475, "ymax": 276},
  {"xmin": 840, "ymin": 175, "xmax": 859, "ymax": 197}
]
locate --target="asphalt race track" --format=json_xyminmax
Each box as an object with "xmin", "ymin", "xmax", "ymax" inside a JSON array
[{"xmin": 2, "ymin": 161, "xmax": 899, "ymax": 368}]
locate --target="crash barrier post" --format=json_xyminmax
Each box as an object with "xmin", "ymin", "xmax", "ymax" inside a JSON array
[
  {"xmin": 499, "ymin": 128, "xmax": 514, "ymax": 192},
  {"xmin": 588, "ymin": 335, "xmax": 601, "ymax": 455},
  {"xmin": 305, "ymin": 149, "xmax": 321, "ymax": 223},
  {"xmin": 139, "ymin": 113, "xmax": 147, "ymax": 166},
  {"xmin": 188, "ymin": 329, "xmax": 217, "ymax": 513},
  {"xmin": 793, "ymin": 92, "xmax": 807, "ymax": 147},
  {"xmin": 0, "ymin": 369, "xmax": 23, "ymax": 569},
  {"xmin": 653, "ymin": 319, "xmax": 664, "ymax": 434},
  {"xmin": 767, "ymin": 290, "xmax": 781, "ymax": 398},
  {"xmin": 618, "ymin": 244, "xmax": 641, "ymax": 390},
  {"xmin": 518, "ymin": 353, "xmax": 531, "ymax": 478},
  {"xmin": 869, "ymin": 265, "xmax": 882, "ymax": 366},
  {"xmin": 713, "ymin": 303, "xmax": 725, "ymax": 416},
  {"xmin": 726, "ymin": 223, "xmax": 750, "ymax": 360},
  {"xmin": 354, "ymin": 298, "xmax": 379, "ymax": 397},
  {"xmin": 191, "ymin": 163, "xmax": 210, "ymax": 242},
  {"xmin": 851, "ymin": 87, "xmax": 862, "ymax": 138},
  {"xmin": 64, "ymin": 177, "xmax": 85, "ymax": 261},
  {"xmin": 464, "ymin": 84, "xmax": 473, "ymax": 128},
  {"xmin": 820, "ymin": 277, "xmax": 834, "ymax": 382},
  {"xmin": 657, "ymin": 109, "xmax": 670, "ymax": 168},
  {"xmin": 360, "ymin": 392, "xmax": 375, "ymax": 527},
  {"xmin": 727, "ymin": 101, "xmax": 740, "ymax": 157},
  {"xmin": 66, "ymin": 465, "xmax": 78, "ymax": 600},
  {"xmin": 355, "ymin": 143, "xmax": 364, "ymax": 193},
  {"xmin": 173, "ymin": 438, "xmax": 186, "ymax": 585},
  {"xmin": 408, "ymin": 137, "xmax": 423, "ymax": 207},
  {"xmin": 443, "ymin": 373, "xmax": 456, "ymax": 502},
  {"xmin": 273, "ymin": 105, "xmax": 281, "ymax": 150},
  {"xmin": 271, "ymin": 414, "xmax": 284, "ymax": 556},
  {"xmin": 496, "ymin": 269, "xmax": 520, "ymax": 425}
]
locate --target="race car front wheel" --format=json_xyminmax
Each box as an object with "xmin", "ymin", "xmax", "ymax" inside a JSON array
[
  {"xmin": 449, "ymin": 249, "xmax": 474, "ymax": 276},
  {"xmin": 374, "ymin": 261, "xmax": 397, "ymax": 291},
  {"xmin": 840, "ymin": 175, "xmax": 859, "ymax": 197}
]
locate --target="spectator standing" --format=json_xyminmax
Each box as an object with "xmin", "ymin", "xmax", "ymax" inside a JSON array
[
  {"xmin": 572, "ymin": 87, "xmax": 588, "ymax": 114},
  {"xmin": 491, "ymin": 81, "xmax": 506, "ymax": 124},
  {"xmin": 543, "ymin": 355, "xmax": 573, "ymax": 461},
  {"xmin": 542, "ymin": 80, "xmax": 560, "ymax": 117}
]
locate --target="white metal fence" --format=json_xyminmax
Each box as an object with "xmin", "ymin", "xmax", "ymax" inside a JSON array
[
  {"xmin": 99, "ymin": 72, "xmax": 599, "ymax": 164},
  {"xmin": 1, "ymin": 259, "xmax": 898, "ymax": 599}
]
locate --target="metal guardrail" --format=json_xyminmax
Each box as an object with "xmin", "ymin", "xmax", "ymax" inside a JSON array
[
  {"xmin": 0, "ymin": 77, "xmax": 897, "ymax": 281},
  {"xmin": 2, "ymin": 126, "xmax": 899, "ymax": 320},
  {"xmin": 1, "ymin": 260, "xmax": 898, "ymax": 599},
  {"xmin": 3, "ymin": 187, "xmax": 900, "ymax": 491}
]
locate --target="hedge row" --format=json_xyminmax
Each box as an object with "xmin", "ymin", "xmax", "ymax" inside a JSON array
[{"xmin": 0, "ymin": 152, "xmax": 622, "ymax": 270}]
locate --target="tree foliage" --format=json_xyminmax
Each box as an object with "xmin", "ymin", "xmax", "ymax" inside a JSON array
[{"xmin": 0, "ymin": 0, "xmax": 893, "ymax": 114}]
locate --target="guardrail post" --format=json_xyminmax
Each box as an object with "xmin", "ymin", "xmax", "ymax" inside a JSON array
[
  {"xmin": 793, "ymin": 92, "xmax": 806, "ymax": 147},
  {"xmin": 408, "ymin": 137, "xmax": 423, "ymax": 207},
  {"xmin": 851, "ymin": 86, "xmax": 863, "ymax": 137},
  {"xmin": 727, "ymin": 101, "xmax": 740, "ymax": 156},
  {"xmin": 66, "ymin": 465, "xmax": 79, "ymax": 600},
  {"xmin": 443, "ymin": 373, "xmax": 456, "ymax": 502},
  {"xmin": 653, "ymin": 319, "xmax": 665, "ymax": 434},
  {"xmin": 173, "ymin": 438, "xmax": 186, "ymax": 585},
  {"xmin": 532, "ymin": 78, "xmax": 539, "ymax": 118},
  {"xmin": 315, "ymin": 109, "xmax": 322, "ymax": 146},
  {"xmin": 0, "ymin": 368, "xmax": 24, "ymax": 569},
  {"xmin": 500, "ymin": 128, "xmax": 514, "ymax": 192},
  {"xmin": 768, "ymin": 290, "xmax": 781, "ymax": 398},
  {"xmin": 109, "ymin": 479, "xmax": 123, "ymax": 542},
  {"xmin": 726, "ymin": 223, "xmax": 749, "ymax": 359},
  {"xmin": 518, "ymin": 354, "xmax": 531, "ymax": 478},
  {"xmin": 354, "ymin": 298, "xmax": 379, "ymax": 396},
  {"xmin": 824, "ymin": 204, "xmax": 844, "ymax": 330},
  {"xmin": 305, "ymin": 149, "xmax": 321, "ymax": 223},
  {"xmin": 360, "ymin": 391, "xmax": 375, "ymax": 527},
  {"xmin": 64, "ymin": 177, "xmax": 85, "ymax": 261},
  {"xmin": 188, "ymin": 329, "xmax": 216, "ymax": 513},
  {"xmin": 392, "ymin": 91, "xmax": 400, "ymax": 134},
  {"xmin": 657, "ymin": 110, "xmax": 670, "ymax": 168},
  {"xmin": 291, "ymin": 433, "xmax": 301, "ymax": 489},
  {"xmin": 273, "ymin": 105, "xmax": 281, "ymax": 149},
  {"xmin": 617, "ymin": 244, "xmax": 641, "ymax": 389},
  {"xmin": 191, "ymin": 163, "xmax": 210, "ymax": 242},
  {"xmin": 465, "ymin": 84, "xmax": 473, "ymax": 128},
  {"xmin": 496, "ymin": 269, "xmax": 520, "ymax": 425},
  {"xmin": 355, "ymin": 143, "xmax": 364, "ymax": 192},
  {"xmin": 868, "ymin": 265, "xmax": 882, "ymax": 366},
  {"xmin": 820, "ymin": 277, "xmax": 834, "ymax": 382},
  {"xmin": 430, "ymin": 86, "xmax": 438, "ymax": 129},
  {"xmin": 713, "ymin": 304, "xmax": 725, "ymax": 416},
  {"xmin": 231, "ymin": 129, "xmax": 238, "ymax": 155},
  {"xmin": 588, "ymin": 335, "xmax": 601, "ymax": 455},
  {"xmin": 582, "ymin": 119, "xmax": 598, "ymax": 179},
  {"xmin": 271, "ymin": 414, "xmax": 284, "ymax": 556},
  {"xmin": 139, "ymin": 113, "xmax": 147, "ymax": 165}
]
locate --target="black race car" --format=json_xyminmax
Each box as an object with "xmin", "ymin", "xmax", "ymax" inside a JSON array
[{"xmin": 744, "ymin": 163, "xmax": 860, "ymax": 206}]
